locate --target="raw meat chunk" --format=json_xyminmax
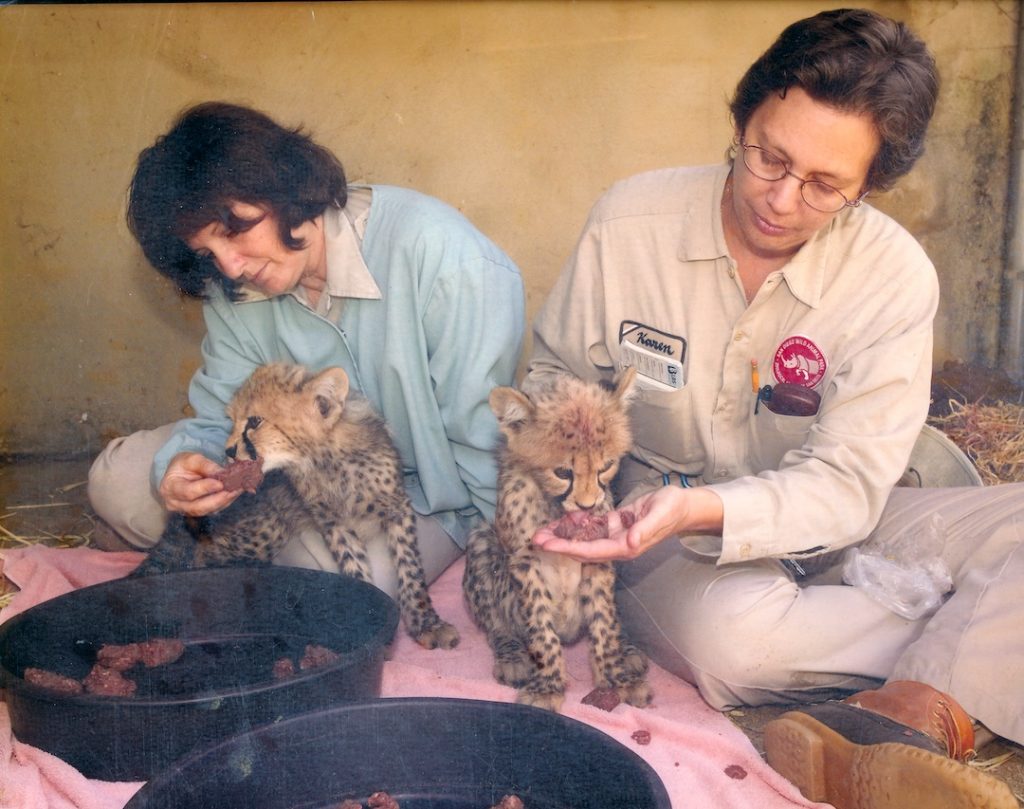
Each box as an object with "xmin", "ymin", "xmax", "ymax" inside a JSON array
[
  {"xmin": 581, "ymin": 686, "xmax": 621, "ymax": 711},
  {"xmin": 137, "ymin": 638, "xmax": 186, "ymax": 668},
  {"xmin": 300, "ymin": 643, "xmax": 342, "ymax": 670},
  {"xmin": 24, "ymin": 667, "xmax": 84, "ymax": 695},
  {"xmin": 212, "ymin": 457, "xmax": 265, "ymax": 493},
  {"xmin": 83, "ymin": 664, "xmax": 138, "ymax": 697},
  {"xmin": 551, "ymin": 511, "xmax": 609, "ymax": 541}
]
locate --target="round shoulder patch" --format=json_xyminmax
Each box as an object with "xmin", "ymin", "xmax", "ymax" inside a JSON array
[{"xmin": 773, "ymin": 336, "xmax": 826, "ymax": 387}]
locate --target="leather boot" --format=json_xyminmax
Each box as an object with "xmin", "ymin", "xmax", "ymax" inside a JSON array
[
  {"xmin": 764, "ymin": 680, "xmax": 1017, "ymax": 809},
  {"xmin": 843, "ymin": 680, "xmax": 975, "ymax": 761}
]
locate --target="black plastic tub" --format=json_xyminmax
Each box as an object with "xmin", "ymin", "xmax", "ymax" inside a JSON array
[
  {"xmin": 125, "ymin": 697, "xmax": 672, "ymax": 809},
  {"xmin": 0, "ymin": 566, "xmax": 398, "ymax": 781}
]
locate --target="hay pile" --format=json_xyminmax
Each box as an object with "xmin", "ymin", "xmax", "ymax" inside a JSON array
[
  {"xmin": 0, "ymin": 479, "xmax": 95, "ymax": 552},
  {"xmin": 929, "ymin": 400, "xmax": 1024, "ymax": 486}
]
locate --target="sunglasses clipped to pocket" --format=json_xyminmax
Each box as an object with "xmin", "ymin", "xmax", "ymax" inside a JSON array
[{"xmin": 754, "ymin": 382, "xmax": 821, "ymax": 416}]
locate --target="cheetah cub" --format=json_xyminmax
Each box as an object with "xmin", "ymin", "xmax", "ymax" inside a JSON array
[
  {"xmin": 135, "ymin": 363, "xmax": 459, "ymax": 650},
  {"xmin": 462, "ymin": 367, "xmax": 650, "ymax": 711}
]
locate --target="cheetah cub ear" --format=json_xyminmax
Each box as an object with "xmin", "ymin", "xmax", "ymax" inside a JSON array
[
  {"xmin": 489, "ymin": 386, "xmax": 535, "ymax": 435},
  {"xmin": 308, "ymin": 367, "xmax": 351, "ymax": 420},
  {"xmin": 602, "ymin": 365, "xmax": 638, "ymax": 405},
  {"xmin": 490, "ymin": 367, "xmax": 638, "ymax": 437}
]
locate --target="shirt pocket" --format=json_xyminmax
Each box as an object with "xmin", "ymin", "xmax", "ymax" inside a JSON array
[
  {"xmin": 750, "ymin": 409, "xmax": 816, "ymax": 471},
  {"xmin": 630, "ymin": 386, "xmax": 705, "ymax": 468}
]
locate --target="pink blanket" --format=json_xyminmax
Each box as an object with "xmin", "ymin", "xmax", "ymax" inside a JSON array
[{"xmin": 0, "ymin": 546, "xmax": 823, "ymax": 808}]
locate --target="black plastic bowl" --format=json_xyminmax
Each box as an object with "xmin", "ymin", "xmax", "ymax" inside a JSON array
[
  {"xmin": 125, "ymin": 697, "xmax": 672, "ymax": 809},
  {"xmin": 0, "ymin": 566, "xmax": 398, "ymax": 781}
]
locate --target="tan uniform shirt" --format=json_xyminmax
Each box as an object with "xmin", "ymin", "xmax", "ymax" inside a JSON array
[{"xmin": 527, "ymin": 164, "xmax": 938, "ymax": 564}]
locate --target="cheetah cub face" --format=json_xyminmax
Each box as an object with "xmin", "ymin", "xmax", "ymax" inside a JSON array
[
  {"xmin": 224, "ymin": 363, "xmax": 358, "ymax": 473},
  {"xmin": 136, "ymin": 363, "xmax": 460, "ymax": 651},
  {"xmin": 463, "ymin": 367, "xmax": 651, "ymax": 712},
  {"xmin": 489, "ymin": 367, "xmax": 636, "ymax": 516}
]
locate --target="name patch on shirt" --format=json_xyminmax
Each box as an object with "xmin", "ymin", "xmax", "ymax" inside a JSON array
[
  {"xmin": 619, "ymin": 320, "xmax": 686, "ymax": 391},
  {"xmin": 773, "ymin": 335, "xmax": 826, "ymax": 387}
]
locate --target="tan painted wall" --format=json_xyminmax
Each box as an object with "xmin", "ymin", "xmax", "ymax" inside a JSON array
[{"xmin": 1, "ymin": 1, "xmax": 1017, "ymax": 456}]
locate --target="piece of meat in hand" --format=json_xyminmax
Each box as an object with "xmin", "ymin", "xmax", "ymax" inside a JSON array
[
  {"xmin": 550, "ymin": 508, "xmax": 637, "ymax": 541},
  {"xmin": 551, "ymin": 510, "xmax": 609, "ymax": 541},
  {"xmin": 212, "ymin": 457, "xmax": 265, "ymax": 493}
]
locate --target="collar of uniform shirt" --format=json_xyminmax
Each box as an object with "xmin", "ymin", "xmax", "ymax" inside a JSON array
[
  {"xmin": 677, "ymin": 163, "xmax": 848, "ymax": 310},
  {"xmin": 777, "ymin": 217, "xmax": 840, "ymax": 309},
  {"xmin": 678, "ymin": 164, "xmax": 732, "ymax": 263}
]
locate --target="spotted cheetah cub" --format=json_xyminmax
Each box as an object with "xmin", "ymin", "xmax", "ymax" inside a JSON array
[
  {"xmin": 462, "ymin": 368, "xmax": 650, "ymax": 711},
  {"xmin": 135, "ymin": 363, "xmax": 459, "ymax": 650}
]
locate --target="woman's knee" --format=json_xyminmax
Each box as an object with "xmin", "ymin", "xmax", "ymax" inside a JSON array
[
  {"xmin": 87, "ymin": 428, "xmax": 171, "ymax": 547},
  {"xmin": 619, "ymin": 550, "xmax": 803, "ymax": 689},
  {"xmin": 676, "ymin": 575, "xmax": 804, "ymax": 687},
  {"xmin": 88, "ymin": 436, "xmax": 134, "ymax": 521}
]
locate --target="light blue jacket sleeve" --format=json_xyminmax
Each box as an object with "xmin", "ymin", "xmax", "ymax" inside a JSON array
[
  {"xmin": 421, "ymin": 252, "xmax": 524, "ymax": 518},
  {"xmin": 151, "ymin": 186, "xmax": 526, "ymax": 542},
  {"xmin": 149, "ymin": 296, "xmax": 277, "ymax": 489},
  {"xmin": 355, "ymin": 187, "xmax": 525, "ymax": 530}
]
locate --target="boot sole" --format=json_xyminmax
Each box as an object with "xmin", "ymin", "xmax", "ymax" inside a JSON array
[{"xmin": 764, "ymin": 711, "xmax": 1018, "ymax": 809}]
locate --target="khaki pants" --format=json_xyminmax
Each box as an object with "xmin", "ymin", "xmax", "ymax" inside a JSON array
[
  {"xmin": 87, "ymin": 425, "xmax": 462, "ymax": 601},
  {"xmin": 615, "ymin": 482, "xmax": 1024, "ymax": 745}
]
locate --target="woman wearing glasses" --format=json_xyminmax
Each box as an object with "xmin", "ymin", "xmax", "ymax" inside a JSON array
[{"xmin": 527, "ymin": 8, "xmax": 1021, "ymax": 809}]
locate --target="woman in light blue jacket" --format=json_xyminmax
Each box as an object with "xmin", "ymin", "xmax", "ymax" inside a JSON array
[{"xmin": 88, "ymin": 102, "xmax": 525, "ymax": 594}]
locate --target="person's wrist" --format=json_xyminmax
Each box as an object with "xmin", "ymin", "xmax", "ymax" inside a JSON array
[{"xmin": 683, "ymin": 486, "xmax": 725, "ymax": 534}]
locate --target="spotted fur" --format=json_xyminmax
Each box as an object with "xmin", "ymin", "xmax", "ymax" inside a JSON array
[
  {"xmin": 462, "ymin": 367, "xmax": 650, "ymax": 711},
  {"xmin": 135, "ymin": 363, "xmax": 459, "ymax": 650}
]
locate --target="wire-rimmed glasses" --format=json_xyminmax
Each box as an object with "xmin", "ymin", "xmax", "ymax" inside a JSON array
[{"xmin": 737, "ymin": 139, "xmax": 864, "ymax": 213}]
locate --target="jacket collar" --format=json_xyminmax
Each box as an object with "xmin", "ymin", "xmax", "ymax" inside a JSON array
[{"xmin": 232, "ymin": 193, "xmax": 382, "ymax": 305}]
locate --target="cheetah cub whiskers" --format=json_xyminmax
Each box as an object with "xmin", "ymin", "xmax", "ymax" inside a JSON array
[
  {"xmin": 463, "ymin": 367, "xmax": 650, "ymax": 711},
  {"xmin": 135, "ymin": 363, "xmax": 459, "ymax": 651}
]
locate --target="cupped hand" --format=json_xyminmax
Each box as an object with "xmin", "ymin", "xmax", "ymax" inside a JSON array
[
  {"xmin": 158, "ymin": 452, "xmax": 241, "ymax": 516},
  {"xmin": 532, "ymin": 508, "xmax": 644, "ymax": 562},
  {"xmin": 532, "ymin": 485, "xmax": 724, "ymax": 563}
]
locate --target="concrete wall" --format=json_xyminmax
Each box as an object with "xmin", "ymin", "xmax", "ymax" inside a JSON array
[{"xmin": 1, "ymin": 0, "xmax": 1017, "ymax": 456}]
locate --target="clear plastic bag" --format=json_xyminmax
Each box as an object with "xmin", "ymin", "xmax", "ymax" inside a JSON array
[{"xmin": 841, "ymin": 513, "xmax": 953, "ymax": 620}]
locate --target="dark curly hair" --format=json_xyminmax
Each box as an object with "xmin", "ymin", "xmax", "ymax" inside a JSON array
[
  {"xmin": 729, "ymin": 8, "xmax": 939, "ymax": 193},
  {"xmin": 126, "ymin": 102, "xmax": 348, "ymax": 298}
]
